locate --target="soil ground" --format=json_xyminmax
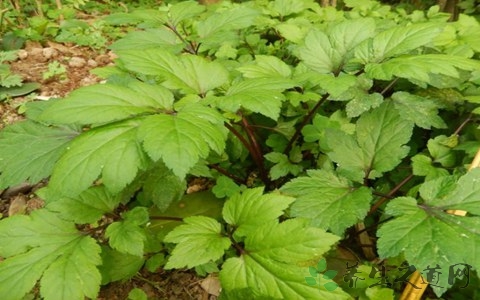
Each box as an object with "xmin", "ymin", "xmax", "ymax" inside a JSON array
[{"xmin": 1, "ymin": 41, "xmax": 217, "ymax": 300}]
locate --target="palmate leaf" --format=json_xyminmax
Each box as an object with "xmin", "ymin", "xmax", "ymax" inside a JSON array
[
  {"xmin": 391, "ymin": 91, "xmax": 447, "ymax": 129},
  {"xmin": 378, "ymin": 171, "xmax": 480, "ymax": 295},
  {"xmin": 216, "ymin": 78, "xmax": 295, "ymax": 120},
  {"xmin": 264, "ymin": 152, "xmax": 303, "ymax": 180},
  {"xmin": 138, "ymin": 104, "xmax": 227, "ymax": 178},
  {"xmin": 377, "ymin": 198, "xmax": 480, "ymax": 296},
  {"xmin": 281, "ymin": 170, "xmax": 372, "ymax": 235},
  {"xmin": 0, "ymin": 209, "xmax": 101, "ymax": 300},
  {"xmin": 117, "ymin": 49, "xmax": 229, "ymax": 95},
  {"xmin": 297, "ymin": 18, "xmax": 375, "ymax": 73},
  {"xmin": 106, "ymin": 207, "xmax": 149, "ymax": 257},
  {"xmin": 47, "ymin": 119, "xmax": 148, "ymax": 198},
  {"xmin": 326, "ymin": 101, "xmax": 413, "ymax": 182},
  {"xmin": 355, "ymin": 23, "xmax": 442, "ymax": 63},
  {"xmin": 46, "ymin": 186, "xmax": 122, "ymax": 224},
  {"xmin": 40, "ymin": 81, "xmax": 174, "ymax": 125},
  {"xmin": 220, "ymin": 219, "xmax": 348, "ymax": 299},
  {"xmin": 0, "ymin": 120, "xmax": 78, "ymax": 189},
  {"xmin": 222, "ymin": 187, "xmax": 294, "ymax": 237},
  {"xmin": 163, "ymin": 216, "xmax": 231, "ymax": 269}
]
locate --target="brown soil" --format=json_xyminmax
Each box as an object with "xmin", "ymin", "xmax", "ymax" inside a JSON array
[{"xmin": 1, "ymin": 42, "xmax": 216, "ymax": 300}]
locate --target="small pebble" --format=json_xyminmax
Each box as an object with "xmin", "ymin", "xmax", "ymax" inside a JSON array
[
  {"xmin": 69, "ymin": 56, "xmax": 87, "ymax": 68},
  {"xmin": 42, "ymin": 47, "xmax": 58, "ymax": 59},
  {"xmin": 30, "ymin": 47, "xmax": 48, "ymax": 62},
  {"xmin": 95, "ymin": 54, "xmax": 110, "ymax": 65},
  {"xmin": 87, "ymin": 59, "xmax": 98, "ymax": 67},
  {"xmin": 17, "ymin": 50, "xmax": 28, "ymax": 60}
]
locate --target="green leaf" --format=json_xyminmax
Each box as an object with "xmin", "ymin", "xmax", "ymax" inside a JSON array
[
  {"xmin": 264, "ymin": 152, "xmax": 303, "ymax": 180},
  {"xmin": 345, "ymin": 92, "xmax": 383, "ymax": 118},
  {"xmin": 298, "ymin": 18, "xmax": 375, "ymax": 73},
  {"xmin": 217, "ymin": 78, "xmax": 295, "ymax": 120},
  {"xmin": 98, "ymin": 246, "xmax": 145, "ymax": 284},
  {"xmin": 0, "ymin": 210, "xmax": 101, "ymax": 300},
  {"xmin": 355, "ymin": 23, "xmax": 442, "ymax": 63},
  {"xmin": 118, "ymin": 49, "xmax": 229, "ymax": 94},
  {"xmin": 365, "ymin": 287, "xmax": 395, "ymax": 300},
  {"xmin": 0, "ymin": 82, "xmax": 40, "ymax": 99},
  {"xmin": 142, "ymin": 164, "xmax": 186, "ymax": 211},
  {"xmin": 105, "ymin": 207, "xmax": 149, "ymax": 256},
  {"xmin": 149, "ymin": 190, "xmax": 224, "ymax": 240},
  {"xmin": 46, "ymin": 186, "xmax": 121, "ymax": 224},
  {"xmin": 391, "ymin": 92, "xmax": 447, "ymax": 129},
  {"xmin": 326, "ymin": 101, "xmax": 413, "ymax": 182},
  {"xmin": 0, "ymin": 120, "xmax": 77, "ymax": 189},
  {"xmin": 145, "ymin": 253, "xmax": 166, "ymax": 272},
  {"xmin": 212, "ymin": 176, "xmax": 241, "ymax": 198},
  {"xmin": 139, "ymin": 104, "xmax": 227, "ymax": 178},
  {"xmin": 222, "ymin": 187, "xmax": 295, "ymax": 236},
  {"xmin": 0, "ymin": 50, "xmax": 18, "ymax": 63},
  {"xmin": 197, "ymin": 6, "xmax": 260, "ymax": 38},
  {"xmin": 365, "ymin": 54, "xmax": 480, "ymax": 84},
  {"xmin": 40, "ymin": 82, "xmax": 174, "ymax": 125},
  {"xmin": 377, "ymin": 197, "xmax": 480, "ymax": 296},
  {"xmin": 128, "ymin": 288, "xmax": 148, "ymax": 300},
  {"xmin": 301, "ymin": 113, "xmax": 348, "ymax": 151},
  {"xmin": 164, "ymin": 216, "xmax": 231, "ymax": 269},
  {"xmin": 109, "ymin": 28, "xmax": 182, "ymax": 52},
  {"xmin": 315, "ymin": 74, "xmax": 358, "ymax": 98},
  {"xmin": 0, "ymin": 71, "xmax": 22, "ymax": 88},
  {"xmin": 167, "ymin": 1, "xmax": 205, "ymax": 26},
  {"xmin": 429, "ymin": 169, "xmax": 480, "ymax": 215},
  {"xmin": 103, "ymin": 9, "xmax": 166, "ymax": 26},
  {"xmin": 281, "ymin": 170, "xmax": 372, "ymax": 235},
  {"xmin": 220, "ymin": 219, "xmax": 347, "ymax": 299},
  {"xmin": 411, "ymin": 154, "xmax": 449, "ymax": 180},
  {"xmin": 269, "ymin": 0, "xmax": 305, "ymax": 17},
  {"xmin": 248, "ymin": 219, "xmax": 340, "ymax": 263},
  {"xmin": 48, "ymin": 119, "xmax": 147, "ymax": 198},
  {"xmin": 237, "ymin": 55, "xmax": 291, "ymax": 79},
  {"xmin": 427, "ymin": 135, "xmax": 457, "ymax": 168}
]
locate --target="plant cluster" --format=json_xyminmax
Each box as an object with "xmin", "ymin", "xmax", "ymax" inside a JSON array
[
  {"xmin": 1, "ymin": 0, "xmax": 480, "ymax": 299},
  {"xmin": 0, "ymin": 0, "xmax": 141, "ymax": 50},
  {"xmin": 0, "ymin": 50, "xmax": 39, "ymax": 100}
]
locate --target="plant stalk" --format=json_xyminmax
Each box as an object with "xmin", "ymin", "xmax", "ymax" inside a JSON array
[{"xmin": 284, "ymin": 93, "xmax": 329, "ymax": 155}]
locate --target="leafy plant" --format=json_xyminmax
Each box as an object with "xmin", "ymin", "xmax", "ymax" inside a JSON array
[
  {"xmin": 1, "ymin": 0, "xmax": 480, "ymax": 299},
  {"xmin": 42, "ymin": 61, "xmax": 67, "ymax": 81},
  {"xmin": 0, "ymin": 50, "xmax": 39, "ymax": 100}
]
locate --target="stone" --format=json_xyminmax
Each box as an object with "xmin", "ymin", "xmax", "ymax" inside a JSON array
[{"xmin": 69, "ymin": 56, "xmax": 87, "ymax": 68}]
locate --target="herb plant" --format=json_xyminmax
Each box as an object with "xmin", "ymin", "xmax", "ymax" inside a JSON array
[
  {"xmin": 0, "ymin": 50, "xmax": 39, "ymax": 100},
  {"xmin": 1, "ymin": 0, "xmax": 480, "ymax": 299}
]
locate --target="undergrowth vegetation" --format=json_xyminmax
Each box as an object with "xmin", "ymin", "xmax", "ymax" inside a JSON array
[{"xmin": 1, "ymin": 0, "xmax": 480, "ymax": 299}]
